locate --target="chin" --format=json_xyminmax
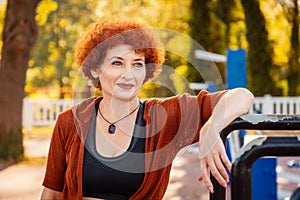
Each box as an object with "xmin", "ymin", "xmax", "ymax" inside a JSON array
[{"xmin": 113, "ymin": 93, "xmax": 138, "ymax": 101}]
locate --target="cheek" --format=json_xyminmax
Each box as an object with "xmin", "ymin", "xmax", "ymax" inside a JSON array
[
  {"xmin": 102, "ymin": 68, "xmax": 122, "ymax": 80},
  {"xmin": 137, "ymin": 69, "xmax": 146, "ymax": 84},
  {"xmin": 100, "ymin": 71, "xmax": 119, "ymax": 87}
]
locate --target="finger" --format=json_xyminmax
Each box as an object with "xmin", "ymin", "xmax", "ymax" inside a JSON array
[
  {"xmin": 207, "ymin": 155, "xmax": 227, "ymax": 188},
  {"xmin": 213, "ymin": 154, "xmax": 229, "ymax": 185},
  {"xmin": 215, "ymin": 137, "xmax": 232, "ymax": 175},
  {"xmin": 199, "ymin": 159, "xmax": 214, "ymax": 193},
  {"xmin": 199, "ymin": 159, "xmax": 209, "ymax": 181},
  {"xmin": 220, "ymin": 149, "xmax": 232, "ymax": 173}
]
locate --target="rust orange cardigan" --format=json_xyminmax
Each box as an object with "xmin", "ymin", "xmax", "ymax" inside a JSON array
[{"xmin": 42, "ymin": 90, "xmax": 225, "ymax": 199}]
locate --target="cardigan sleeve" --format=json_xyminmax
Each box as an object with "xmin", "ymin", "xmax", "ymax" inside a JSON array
[
  {"xmin": 42, "ymin": 111, "xmax": 72, "ymax": 191},
  {"xmin": 174, "ymin": 90, "xmax": 225, "ymax": 148},
  {"xmin": 143, "ymin": 90, "xmax": 227, "ymax": 152},
  {"xmin": 192, "ymin": 90, "xmax": 227, "ymax": 143}
]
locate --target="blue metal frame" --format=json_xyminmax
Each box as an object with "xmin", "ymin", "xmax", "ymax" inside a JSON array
[{"xmin": 209, "ymin": 114, "xmax": 300, "ymax": 200}]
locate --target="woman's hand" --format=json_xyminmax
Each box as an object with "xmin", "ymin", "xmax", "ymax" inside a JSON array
[
  {"xmin": 199, "ymin": 137, "xmax": 231, "ymax": 194},
  {"xmin": 198, "ymin": 88, "xmax": 253, "ymax": 193}
]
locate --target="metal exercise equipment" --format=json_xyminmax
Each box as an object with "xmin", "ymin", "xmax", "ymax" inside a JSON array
[{"xmin": 210, "ymin": 114, "xmax": 300, "ymax": 200}]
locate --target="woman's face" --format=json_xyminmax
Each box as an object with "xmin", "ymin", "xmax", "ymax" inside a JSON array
[{"xmin": 93, "ymin": 45, "xmax": 146, "ymax": 101}]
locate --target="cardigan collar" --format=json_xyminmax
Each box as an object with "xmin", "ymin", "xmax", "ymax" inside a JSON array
[{"xmin": 71, "ymin": 96, "xmax": 102, "ymax": 142}]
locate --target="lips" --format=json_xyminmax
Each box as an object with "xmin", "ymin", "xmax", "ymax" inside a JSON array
[{"xmin": 116, "ymin": 83, "xmax": 135, "ymax": 90}]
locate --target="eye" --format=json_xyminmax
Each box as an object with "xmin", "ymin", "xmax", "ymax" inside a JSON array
[
  {"xmin": 134, "ymin": 62, "xmax": 145, "ymax": 68},
  {"xmin": 112, "ymin": 60, "xmax": 123, "ymax": 66}
]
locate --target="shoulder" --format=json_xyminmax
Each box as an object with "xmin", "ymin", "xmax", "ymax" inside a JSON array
[
  {"xmin": 53, "ymin": 97, "xmax": 101, "ymax": 139},
  {"xmin": 143, "ymin": 91, "xmax": 213, "ymax": 109},
  {"xmin": 55, "ymin": 97, "xmax": 96, "ymax": 125}
]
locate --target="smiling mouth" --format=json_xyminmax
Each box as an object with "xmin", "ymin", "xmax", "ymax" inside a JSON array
[{"xmin": 117, "ymin": 83, "xmax": 135, "ymax": 90}]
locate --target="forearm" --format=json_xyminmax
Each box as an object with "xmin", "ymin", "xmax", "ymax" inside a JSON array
[
  {"xmin": 40, "ymin": 187, "xmax": 62, "ymax": 200},
  {"xmin": 199, "ymin": 88, "xmax": 254, "ymax": 157},
  {"xmin": 209, "ymin": 88, "xmax": 253, "ymax": 132}
]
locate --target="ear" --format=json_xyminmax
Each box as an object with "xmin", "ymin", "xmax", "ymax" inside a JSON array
[{"xmin": 90, "ymin": 68, "xmax": 101, "ymax": 79}]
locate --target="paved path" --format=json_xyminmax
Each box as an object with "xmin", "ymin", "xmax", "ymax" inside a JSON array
[
  {"xmin": 0, "ymin": 138, "xmax": 208, "ymax": 200},
  {"xmin": 23, "ymin": 137, "xmax": 50, "ymax": 158},
  {"xmin": 0, "ymin": 138, "xmax": 299, "ymax": 200},
  {"xmin": 0, "ymin": 164, "xmax": 45, "ymax": 200},
  {"xmin": 0, "ymin": 137, "xmax": 49, "ymax": 200}
]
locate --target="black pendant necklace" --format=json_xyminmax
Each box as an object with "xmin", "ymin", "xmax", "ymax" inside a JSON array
[{"xmin": 99, "ymin": 104, "xmax": 140, "ymax": 134}]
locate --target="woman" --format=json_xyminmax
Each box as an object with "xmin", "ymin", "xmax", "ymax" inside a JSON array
[{"xmin": 41, "ymin": 19, "xmax": 254, "ymax": 199}]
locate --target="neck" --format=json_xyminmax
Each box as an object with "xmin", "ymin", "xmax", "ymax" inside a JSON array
[{"xmin": 100, "ymin": 96, "xmax": 140, "ymax": 119}]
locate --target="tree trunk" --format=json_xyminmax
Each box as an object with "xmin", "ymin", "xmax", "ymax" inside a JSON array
[
  {"xmin": 241, "ymin": 0, "xmax": 281, "ymax": 96},
  {"xmin": 287, "ymin": 0, "xmax": 300, "ymax": 96},
  {"xmin": 188, "ymin": 0, "xmax": 226, "ymax": 87},
  {"xmin": 0, "ymin": 0, "xmax": 41, "ymax": 160}
]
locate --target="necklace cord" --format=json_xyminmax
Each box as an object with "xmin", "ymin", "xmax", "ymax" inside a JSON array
[{"xmin": 99, "ymin": 104, "xmax": 140, "ymax": 125}]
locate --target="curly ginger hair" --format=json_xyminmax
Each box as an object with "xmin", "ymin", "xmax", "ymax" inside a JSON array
[{"xmin": 75, "ymin": 19, "xmax": 166, "ymax": 89}]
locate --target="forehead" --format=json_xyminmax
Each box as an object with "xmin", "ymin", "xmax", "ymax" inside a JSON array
[{"xmin": 105, "ymin": 45, "xmax": 145, "ymax": 59}]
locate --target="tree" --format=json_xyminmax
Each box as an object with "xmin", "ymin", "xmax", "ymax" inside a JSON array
[
  {"xmin": 215, "ymin": 0, "xmax": 237, "ymax": 47},
  {"xmin": 287, "ymin": 0, "xmax": 300, "ymax": 95},
  {"xmin": 0, "ymin": 0, "xmax": 41, "ymax": 161},
  {"xmin": 28, "ymin": 0, "xmax": 99, "ymax": 99},
  {"xmin": 28, "ymin": 0, "xmax": 192, "ymax": 98},
  {"xmin": 281, "ymin": 0, "xmax": 300, "ymax": 96},
  {"xmin": 189, "ymin": 0, "xmax": 227, "ymax": 53},
  {"xmin": 241, "ymin": 0, "xmax": 281, "ymax": 96},
  {"xmin": 188, "ymin": 0, "xmax": 227, "ymax": 90},
  {"xmin": 96, "ymin": 0, "xmax": 193, "ymax": 98}
]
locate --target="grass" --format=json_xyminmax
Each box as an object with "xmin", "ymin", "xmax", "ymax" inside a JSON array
[
  {"xmin": 0, "ymin": 159, "xmax": 16, "ymax": 170},
  {"xmin": 0, "ymin": 126, "xmax": 52, "ymax": 170}
]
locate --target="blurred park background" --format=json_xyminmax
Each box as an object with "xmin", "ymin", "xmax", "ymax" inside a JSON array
[{"xmin": 0, "ymin": 0, "xmax": 299, "ymax": 199}]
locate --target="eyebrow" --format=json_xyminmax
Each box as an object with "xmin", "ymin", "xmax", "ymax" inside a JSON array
[
  {"xmin": 134, "ymin": 58, "xmax": 145, "ymax": 62},
  {"xmin": 108, "ymin": 56, "xmax": 145, "ymax": 62},
  {"xmin": 108, "ymin": 56, "xmax": 122, "ymax": 61}
]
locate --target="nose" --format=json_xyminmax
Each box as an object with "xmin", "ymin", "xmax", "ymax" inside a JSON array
[{"xmin": 121, "ymin": 62, "xmax": 134, "ymax": 80}]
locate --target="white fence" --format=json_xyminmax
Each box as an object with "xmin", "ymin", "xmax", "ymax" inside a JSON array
[
  {"xmin": 250, "ymin": 95, "xmax": 300, "ymax": 114},
  {"xmin": 22, "ymin": 98, "xmax": 82, "ymax": 132},
  {"xmin": 22, "ymin": 95, "xmax": 300, "ymax": 132}
]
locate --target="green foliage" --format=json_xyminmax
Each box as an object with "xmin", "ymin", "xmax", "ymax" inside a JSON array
[
  {"xmin": 285, "ymin": 0, "xmax": 300, "ymax": 95},
  {"xmin": 23, "ymin": 0, "xmax": 299, "ymax": 97},
  {"xmin": 0, "ymin": 129, "xmax": 24, "ymax": 161},
  {"xmin": 27, "ymin": 0, "xmax": 193, "ymax": 98},
  {"xmin": 260, "ymin": 1, "xmax": 290, "ymax": 95},
  {"xmin": 97, "ymin": 0, "xmax": 190, "ymax": 32},
  {"xmin": 35, "ymin": 0, "xmax": 57, "ymax": 26},
  {"xmin": 27, "ymin": 0, "xmax": 99, "ymax": 98},
  {"xmin": 188, "ymin": 0, "xmax": 228, "ymax": 86},
  {"xmin": 189, "ymin": 0, "xmax": 212, "ymax": 51},
  {"xmin": 96, "ymin": 0, "xmax": 192, "ymax": 97},
  {"xmin": 0, "ymin": 2, "xmax": 7, "ymax": 58},
  {"xmin": 241, "ymin": 0, "xmax": 282, "ymax": 96},
  {"xmin": 215, "ymin": 0, "xmax": 237, "ymax": 46},
  {"xmin": 173, "ymin": 64, "xmax": 195, "ymax": 94}
]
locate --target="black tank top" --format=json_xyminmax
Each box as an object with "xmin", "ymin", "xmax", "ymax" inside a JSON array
[{"xmin": 82, "ymin": 102, "xmax": 146, "ymax": 199}]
